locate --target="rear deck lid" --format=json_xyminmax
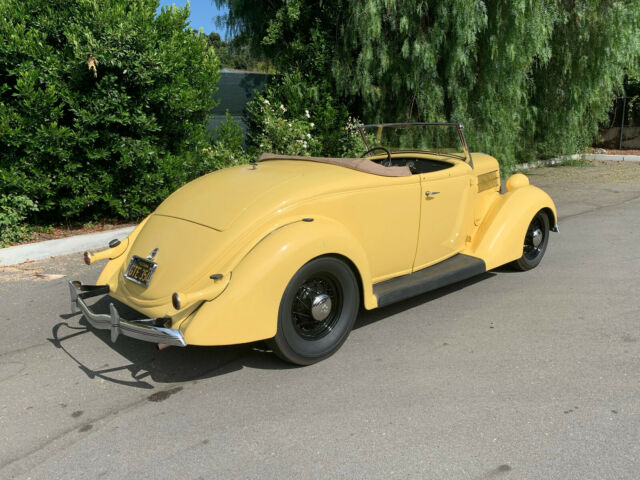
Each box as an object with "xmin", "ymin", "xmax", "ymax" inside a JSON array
[{"xmin": 154, "ymin": 165, "xmax": 300, "ymax": 231}]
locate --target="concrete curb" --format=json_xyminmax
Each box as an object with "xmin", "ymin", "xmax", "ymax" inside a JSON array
[
  {"xmin": 516, "ymin": 154, "xmax": 581, "ymax": 170},
  {"xmin": 582, "ymin": 153, "xmax": 640, "ymax": 162},
  {"xmin": 0, "ymin": 226, "xmax": 135, "ymax": 267},
  {"xmin": 517, "ymin": 153, "xmax": 640, "ymax": 170}
]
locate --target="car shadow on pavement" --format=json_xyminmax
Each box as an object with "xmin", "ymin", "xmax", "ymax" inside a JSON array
[
  {"xmin": 354, "ymin": 272, "xmax": 496, "ymax": 330},
  {"xmin": 49, "ymin": 272, "xmax": 496, "ymax": 390},
  {"xmin": 50, "ymin": 296, "xmax": 292, "ymax": 390}
]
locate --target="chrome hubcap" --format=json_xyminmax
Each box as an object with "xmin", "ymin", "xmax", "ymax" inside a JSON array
[
  {"xmin": 292, "ymin": 275, "xmax": 342, "ymax": 340},
  {"xmin": 531, "ymin": 228, "xmax": 543, "ymax": 248},
  {"xmin": 311, "ymin": 294, "xmax": 332, "ymax": 322}
]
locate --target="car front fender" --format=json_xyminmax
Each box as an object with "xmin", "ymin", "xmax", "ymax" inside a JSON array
[
  {"xmin": 177, "ymin": 217, "xmax": 376, "ymax": 346},
  {"xmin": 468, "ymin": 184, "xmax": 557, "ymax": 270}
]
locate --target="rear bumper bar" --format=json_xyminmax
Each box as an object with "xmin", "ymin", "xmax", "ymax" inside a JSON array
[{"xmin": 68, "ymin": 281, "xmax": 186, "ymax": 347}]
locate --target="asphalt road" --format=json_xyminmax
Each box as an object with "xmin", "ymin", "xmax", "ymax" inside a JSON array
[{"xmin": 1, "ymin": 161, "xmax": 639, "ymax": 479}]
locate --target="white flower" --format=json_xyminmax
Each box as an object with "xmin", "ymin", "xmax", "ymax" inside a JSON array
[
  {"xmin": 303, "ymin": 141, "xmax": 308, "ymax": 148},
  {"xmin": 306, "ymin": 133, "xmax": 311, "ymax": 139},
  {"xmin": 305, "ymin": 109, "xmax": 310, "ymax": 118},
  {"xmin": 288, "ymin": 122, "xmax": 292, "ymax": 128},
  {"xmin": 263, "ymin": 99, "xmax": 270, "ymax": 105},
  {"xmin": 280, "ymin": 104, "xmax": 286, "ymax": 113},
  {"xmin": 309, "ymin": 122, "xmax": 315, "ymax": 128}
]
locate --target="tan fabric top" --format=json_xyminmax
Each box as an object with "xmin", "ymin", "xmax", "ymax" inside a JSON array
[{"xmin": 258, "ymin": 153, "xmax": 411, "ymax": 177}]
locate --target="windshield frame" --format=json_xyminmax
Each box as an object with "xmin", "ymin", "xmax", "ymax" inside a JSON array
[{"xmin": 357, "ymin": 122, "xmax": 473, "ymax": 168}]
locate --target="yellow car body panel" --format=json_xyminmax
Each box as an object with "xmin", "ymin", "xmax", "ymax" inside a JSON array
[
  {"xmin": 89, "ymin": 147, "xmax": 556, "ymax": 347},
  {"xmin": 177, "ymin": 217, "xmax": 377, "ymax": 345},
  {"xmin": 414, "ymin": 161, "xmax": 474, "ymax": 270},
  {"xmin": 465, "ymin": 183, "xmax": 557, "ymax": 270}
]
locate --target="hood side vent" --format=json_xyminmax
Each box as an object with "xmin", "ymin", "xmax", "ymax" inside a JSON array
[{"xmin": 477, "ymin": 170, "xmax": 499, "ymax": 193}]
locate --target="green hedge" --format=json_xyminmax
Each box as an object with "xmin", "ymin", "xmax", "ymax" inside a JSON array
[{"xmin": 0, "ymin": 0, "xmax": 220, "ymax": 225}]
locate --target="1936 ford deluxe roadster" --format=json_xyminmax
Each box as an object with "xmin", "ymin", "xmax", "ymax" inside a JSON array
[{"xmin": 69, "ymin": 123, "xmax": 557, "ymax": 365}]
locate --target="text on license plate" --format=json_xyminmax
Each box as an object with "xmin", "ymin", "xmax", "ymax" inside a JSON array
[{"xmin": 124, "ymin": 256, "xmax": 157, "ymax": 286}]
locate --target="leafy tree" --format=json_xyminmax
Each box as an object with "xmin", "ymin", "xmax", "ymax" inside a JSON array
[
  {"xmin": 205, "ymin": 31, "xmax": 273, "ymax": 72},
  {"xmin": 0, "ymin": 0, "xmax": 220, "ymax": 223},
  {"xmin": 218, "ymin": 0, "xmax": 640, "ymax": 169},
  {"xmin": 219, "ymin": 1, "xmax": 364, "ymax": 156},
  {"xmin": 530, "ymin": 1, "xmax": 640, "ymax": 159}
]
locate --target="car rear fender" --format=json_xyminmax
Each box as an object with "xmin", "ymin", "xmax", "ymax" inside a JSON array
[
  {"xmin": 467, "ymin": 184, "xmax": 557, "ymax": 270},
  {"xmin": 96, "ymin": 216, "xmax": 150, "ymax": 288},
  {"xmin": 177, "ymin": 217, "xmax": 375, "ymax": 346}
]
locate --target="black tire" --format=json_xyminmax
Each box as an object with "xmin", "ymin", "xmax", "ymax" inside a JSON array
[
  {"xmin": 270, "ymin": 257, "xmax": 360, "ymax": 365},
  {"xmin": 512, "ymin": 210, "xmax": 550, "ymax": 271}
]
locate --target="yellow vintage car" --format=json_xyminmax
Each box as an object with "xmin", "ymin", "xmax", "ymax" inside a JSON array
[{"xmin": 69, "ymin": 123, "xmax": 557, "ymax": 365}]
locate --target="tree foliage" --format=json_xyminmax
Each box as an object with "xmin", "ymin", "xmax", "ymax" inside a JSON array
[
  {"xmin": 0, "ymin": 0, "xmax": 220, "ymax": 223},
  {"xmin": 206, "ymin": 31, "xmax": 273, "ymax": 72},
  {"xmin": 218, "ymin": 0, "xmax": 640, "ymax": 169}
]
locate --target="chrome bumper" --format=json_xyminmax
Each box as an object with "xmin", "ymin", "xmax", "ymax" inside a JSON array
[{"xmin": 68, "ymin": 281, "xmax": 186, "ymax": 347}]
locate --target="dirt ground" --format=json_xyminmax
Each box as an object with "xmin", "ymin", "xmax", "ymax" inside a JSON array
[
  {"xmin": 591, "ymin": 148, "xmax": 640, "ymax": 156},
  {"xmin": 0, "ymin": 252, "xmax": 83, "ymax": 282},
  {"xmin": 524, "ymin": 159, "xmax": 640, "ymax": 186}
]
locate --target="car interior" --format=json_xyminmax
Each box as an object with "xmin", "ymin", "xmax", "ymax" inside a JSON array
[{"xmin": 373, "ymin": 155, "xmax": 455, "ymax": 175}]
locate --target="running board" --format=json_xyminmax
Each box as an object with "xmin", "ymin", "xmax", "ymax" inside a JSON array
[{"xmin": 373, "ymin": 254, "xmax": 487, "ymax": 308}]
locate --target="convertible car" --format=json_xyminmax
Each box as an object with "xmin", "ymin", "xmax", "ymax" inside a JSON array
[{"xmin": 69, "ymin": 123, "xmax": 557, "ymax": 365}]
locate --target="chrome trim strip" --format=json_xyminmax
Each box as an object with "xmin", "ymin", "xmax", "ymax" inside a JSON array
[{"xmin": 68, "ymin": 281, "xmax": 186, "ymax": 347}]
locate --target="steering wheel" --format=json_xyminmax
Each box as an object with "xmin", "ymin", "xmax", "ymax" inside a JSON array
[{"xmin": 361, "ymin": 146, "xmax": 392, "ymax": 167}]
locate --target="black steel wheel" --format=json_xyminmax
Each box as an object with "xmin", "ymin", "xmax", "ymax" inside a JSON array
[
  {"xmin": 512, "ymin": 210, "xmax": 550, "ymax": 271},
  {"xmin": 270, "ymin": 257, "xmax": 359, "ymax": 365}
]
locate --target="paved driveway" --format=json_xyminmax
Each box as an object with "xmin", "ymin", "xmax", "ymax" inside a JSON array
[{"xmin": 1, "ymin": 161, "xmax": 639, "ymax": 479}]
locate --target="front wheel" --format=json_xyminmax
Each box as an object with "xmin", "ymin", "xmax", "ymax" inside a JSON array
[
  {"xmin": 512, "ymin": 210, "xmax": 550, "ymax": 271},
  {"xmin": 270, "ymin": 257, "xmax": 360, "ymax": 365}
]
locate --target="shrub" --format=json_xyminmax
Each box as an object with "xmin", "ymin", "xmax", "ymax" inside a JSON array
[
  {"xmin": 246, "ymin": 73, "xmax": 366, "ymax": 158},
  {"xmin": 0, "ymin": 0, "xmax": 220, "ymax": 223},
  {"xmin": 0, "ymin": 194, "xmax": 38, "ymax": 247},
  {"xmin": 247, "ymin": 94, "xmax": 321, "ymax": 156},
  {"xmin": 199, "ymin": 112, "xmax": 252, "ymax": 174}
]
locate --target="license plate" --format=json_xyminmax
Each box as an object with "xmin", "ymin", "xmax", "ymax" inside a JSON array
[{"xmin": 124, "ymin": 256, "xmax": 157, "ymax": 286}]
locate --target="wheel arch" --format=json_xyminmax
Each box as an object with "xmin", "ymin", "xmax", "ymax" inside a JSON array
[
  {"xmin": 315, "ymin": 253, "xmax": 365, "ymax": 310},
  {"xmin": 541, "ymin": 206, "xmax": 556, "ymax": 229},
  {"xmin": 178, "ymin": 217, "xmax": 375, "ymax": 346},
  {"xmin": 468, "ymin": 185, "xmax": 557, "ymax": 270}
]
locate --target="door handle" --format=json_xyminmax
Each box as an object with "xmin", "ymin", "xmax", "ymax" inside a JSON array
[{"xmin": 425, "ymin": 191, "xmax": 440, "ymax": 199}]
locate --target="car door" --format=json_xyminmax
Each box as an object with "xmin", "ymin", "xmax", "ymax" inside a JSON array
[{"xmin": 413, "ymin": 161, "xmax": 474, "ymax": 271}]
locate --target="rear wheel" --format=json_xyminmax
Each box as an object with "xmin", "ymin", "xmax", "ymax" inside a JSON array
[
  {"xmin": 270, "ymin": 257, "xmax": 359, "ymax": 365},
  {"xmin": 512, "ymin": 210, "xmax": 550, "ymax": 271}
]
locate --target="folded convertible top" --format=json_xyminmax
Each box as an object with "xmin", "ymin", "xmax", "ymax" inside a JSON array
[{"xmin": 258, "ymin": 153, "xmax": 412, "ymax": 177}]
